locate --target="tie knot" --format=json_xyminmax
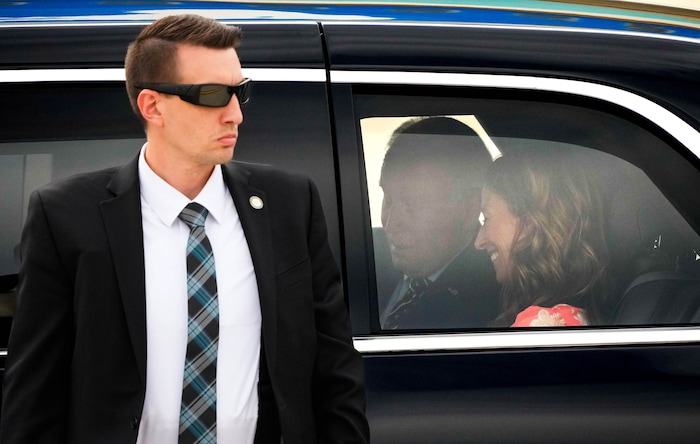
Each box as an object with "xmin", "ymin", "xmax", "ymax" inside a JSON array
[
  {"xmin": 178, "ymin": 202, "xmax": 209, "ymax": 228},
  {"xmin": 407, "ymin": 277, "xmax": 430, "ymax": 294}
]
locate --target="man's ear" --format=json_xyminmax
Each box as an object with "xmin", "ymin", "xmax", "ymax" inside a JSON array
[{"xmin": 137, "ymin": 89, "xmax": 164, "ymax": 127}]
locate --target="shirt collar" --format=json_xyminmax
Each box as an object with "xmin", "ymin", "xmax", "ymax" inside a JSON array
[
  {"xmin": 138, "ymin": 144, "xmax": 227, "ymax": 227},
  {"xmin": 402, "ymin": 242, "xmax": 471, "ymax": 285}
]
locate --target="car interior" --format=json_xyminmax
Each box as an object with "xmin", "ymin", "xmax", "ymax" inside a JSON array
[{"xmin": 362, "ymin": 103, "xmax": 700, "ymax": 331}]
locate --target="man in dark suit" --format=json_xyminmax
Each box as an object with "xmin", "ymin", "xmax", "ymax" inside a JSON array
[
  {"xmin": 378, "ymin": 117, "xmax": 501, "ymax": 330},
  {"xmin": 1, "ymin": 15, "xmax": 368, "ymax": 444}
]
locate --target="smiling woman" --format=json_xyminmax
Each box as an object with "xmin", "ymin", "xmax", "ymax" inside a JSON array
[{"xmin": 476, "ymin": 150, "xmax": 609, "ymax": 327}]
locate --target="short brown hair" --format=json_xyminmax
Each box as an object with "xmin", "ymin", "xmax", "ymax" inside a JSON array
[
  {"xmin": 124, "ymin": 14, "xmax": 242, "ymax": 123},
  {"xmin": 381, "ymin": 116, "xmax": 492, "ymax": 201}
]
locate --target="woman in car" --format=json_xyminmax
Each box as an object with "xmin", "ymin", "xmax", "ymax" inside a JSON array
[{"xmin": 474, "ymin": 150, "xmax": 609, "ymax": 327}]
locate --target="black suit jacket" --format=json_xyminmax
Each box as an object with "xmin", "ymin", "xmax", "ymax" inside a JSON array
[
  {"xmin": 377, "ymin": 231, "xmax": 501, "ymax": 330},
  {"xmin": 0, "ymin": 156, "xmax": 369, "ymax": 443}
]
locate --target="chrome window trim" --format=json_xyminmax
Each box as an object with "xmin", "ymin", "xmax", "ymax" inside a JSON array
[
  {"xmin": 0, "ymin": 68, "xmax": 126, "ymax": 83},
  {"xmin": 0, "ymin": 68, "xmax": 326, "ymax": 83},
  {"xmin": 337, "ymin": 69, "xmax": 700, "ymax": 354},
  {"xmin": 353, "ymin": 326, "xmax": 700, "ymax": 354},
  {"xmin": 0, "ymin": 20, "xmax": 322, "ymax": 29},
  {"xmin": 242, "ymin": 68, "xmax": 326, "ymax": 83},
  {"xmin": 331, "ymin": 70, "xmax": 700, "ymax": 160},
  {"xmin": 2, "ymin": 328, "xmax": 694, "ymax": 356}
]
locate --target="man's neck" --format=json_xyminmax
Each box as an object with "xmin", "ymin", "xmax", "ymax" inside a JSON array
[{"xmin": 144, "ymin": 143, "xmax": 214, "ymax": 200}]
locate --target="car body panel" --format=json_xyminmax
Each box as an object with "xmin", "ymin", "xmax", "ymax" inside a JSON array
[{"xmin": 2, "ymin": 1, "xmax": 700, "ymax": 442}]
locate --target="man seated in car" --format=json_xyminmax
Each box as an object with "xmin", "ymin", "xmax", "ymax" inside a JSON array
[{"xmin": 377, "ymin": 116, "xmax": 500, "ymax": 330}]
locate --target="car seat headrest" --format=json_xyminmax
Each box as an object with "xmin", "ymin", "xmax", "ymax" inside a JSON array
[{"xmin": 607, "ymin": 173, "xmax": 695, "ymax": 281}]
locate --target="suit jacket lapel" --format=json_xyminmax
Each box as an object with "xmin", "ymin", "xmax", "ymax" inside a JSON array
[
  {"xmin": 100, "ymin": 156, "xmax": 147, "ymax": 386},
  {"xmin": 92, "ymin": 158, "xmax": 280, "ymax": 387},
  {"xmin": 222, "ymin": 162, "xmax": 278, "ymax": 377}
]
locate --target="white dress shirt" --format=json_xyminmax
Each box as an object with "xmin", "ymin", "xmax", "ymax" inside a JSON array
[{"xmin": 136, "ymin": 146, "xmax": 262, "ymax": 443}]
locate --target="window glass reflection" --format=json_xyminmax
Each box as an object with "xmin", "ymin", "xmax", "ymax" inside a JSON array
[
  {"xmin": 364, "ymin": 116, "xmax": 501, "ymax": 330},
  {"xmin": 0, "ymin": 139, "xmax": 141, "ymax": 327},
  {"xmin": 362, "ymin": 115, "xmax": 700, "ymax": 330}
]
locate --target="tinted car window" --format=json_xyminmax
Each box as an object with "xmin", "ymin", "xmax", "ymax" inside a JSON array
[
  {"xmin": 0, "ymin": 82, "xmax": 142, "ymax": 348},
  {"xmin": 354, "ymin": 89, "xmax": 700, "ymax": 331},
  {"xmin": 0, "ymin": 77, "xmax": 340, "ymax": 348}
]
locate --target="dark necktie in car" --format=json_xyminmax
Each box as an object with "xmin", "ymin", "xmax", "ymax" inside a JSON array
[{"xmin": 384, "ymin": 277, "xmax": 431, "ymax": 330}]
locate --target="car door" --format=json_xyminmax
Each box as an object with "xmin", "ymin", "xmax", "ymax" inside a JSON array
[{"xmin": 325, "ymin": 22, "xmax": 700, "ymax": 442}]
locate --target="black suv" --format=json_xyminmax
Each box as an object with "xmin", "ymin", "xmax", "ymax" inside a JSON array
[{"xmin": 2, "ymin": 2, "xmax": 700, "ymax": 442}]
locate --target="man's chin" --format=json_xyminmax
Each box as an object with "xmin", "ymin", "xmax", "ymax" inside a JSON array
[
  {"xmin": 391, "ymin": 257, "xmax": 424, "ymax": 278},
  {"xmin": 214, "ymin": 147, "xmax": 235, "ymax": 163}
]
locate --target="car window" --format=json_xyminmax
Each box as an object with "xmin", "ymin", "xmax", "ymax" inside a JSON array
[
  {"xmin": 0, "ymin": 82, "xmax": 143, "ymax": 348},
  {"xmin": 0, "ymin": 75, "xmax": 342, "ymax": 349},
  {"xmin": 0, "ymin": 138, "xmax": 142, "ymax": 276},
  {"xmin": 0, "ymin": 138, "xmax": 144, "ymax": 347},
  {"xmin": 354, "ymin": 88, "xmax": 700, "ymax": 331}
]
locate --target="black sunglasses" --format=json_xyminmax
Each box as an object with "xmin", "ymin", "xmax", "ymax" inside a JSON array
[{"xmin": 137, "ymin": 78, "xmax": 251, "ymax": 107}]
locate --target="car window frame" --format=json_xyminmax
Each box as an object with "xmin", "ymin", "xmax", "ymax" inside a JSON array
[
  {"xmin": 0, "ymin": 65, "xmax": 333, "ymax": 358},
  {"xmin": 331, "ymin": 69, "xmax": 700, "ymax": 354}
]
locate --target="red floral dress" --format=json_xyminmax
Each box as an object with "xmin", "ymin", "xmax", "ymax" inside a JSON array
[{"xmin": 512, "ymin": 304, "xmax": 588, "ymax": 327}]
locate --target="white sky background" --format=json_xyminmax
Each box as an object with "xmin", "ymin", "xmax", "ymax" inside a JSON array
[{"xmin": 615, "ymin": 0, "xmax": 700, "ymax": 11}]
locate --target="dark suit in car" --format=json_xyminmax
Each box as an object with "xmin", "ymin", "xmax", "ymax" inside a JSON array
[{"xmin": 380, "ymin": 242, "xmax": 500, "ymax": 330}]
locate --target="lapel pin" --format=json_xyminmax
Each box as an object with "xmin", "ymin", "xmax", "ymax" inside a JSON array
[{"xmin": 249, "ymin": 195, "xmax": 264, "ymax": 210}]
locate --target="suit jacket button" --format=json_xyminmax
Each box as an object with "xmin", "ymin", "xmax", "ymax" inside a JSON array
[{"xmin": 131, "ymin": 416, "xmax": 140, "ymax": 430}]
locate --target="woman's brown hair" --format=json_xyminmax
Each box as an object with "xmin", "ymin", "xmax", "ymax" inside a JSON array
[{"xmin": 486, "ymin": 150, "xmax": 609, "ymax": 325}]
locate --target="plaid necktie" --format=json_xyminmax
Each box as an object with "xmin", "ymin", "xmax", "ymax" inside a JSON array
[
  {"xmin": 178, "ymin": 203, "xmax": 218, "ymax": 444},
  {"xmin": 384, "ymin": 277, "xmax": 431, "ymax": 330}
]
